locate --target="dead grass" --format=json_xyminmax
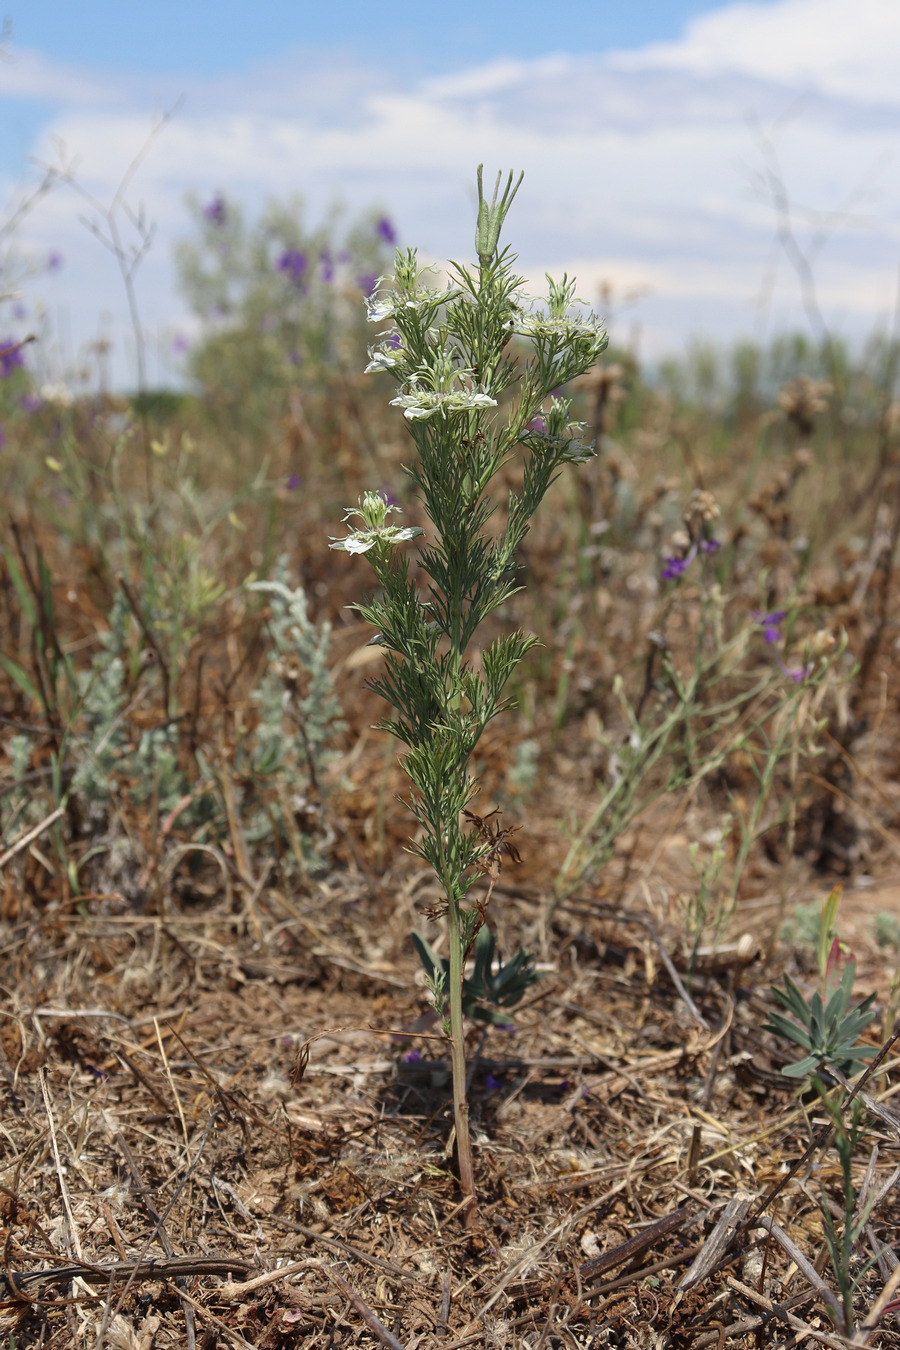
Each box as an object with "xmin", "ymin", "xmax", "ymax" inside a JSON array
[
  {"xmin": 4, "ymin": 377, "xmax": 900, "ymax": 1346},
  {"xmin": 4, "ymin": 807, "xmax": 900, "ymax": 1348}
]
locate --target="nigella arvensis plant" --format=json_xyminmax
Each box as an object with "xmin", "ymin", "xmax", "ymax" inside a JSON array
[{"xmin": 330, "ymin": 166, "xmax": 608, "ymax": 1224}]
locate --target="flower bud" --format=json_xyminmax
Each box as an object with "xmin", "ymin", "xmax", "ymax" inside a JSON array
[
  {"xmin": 475, "ymin": 165, "xmax": 524, "ymax": 265},
  {"xmin": 810, "ymin": 629, "xmax": 835, "ymax": 657}
]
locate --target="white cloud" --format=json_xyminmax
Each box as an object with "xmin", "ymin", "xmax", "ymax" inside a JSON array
[
  {"xmin": 613, "ymin": 0, "xmax": 900, "ymax": 108},
  {"xmin": 0, "ymin": 46, "xmax": 127, "ymax": 105},
  {"xmin": 420, "ymin": 55, "xmax": 573, "ymax": 100},
  {"xmin": 3, "ymin": 0, "xmax": 900, "ymax": 386}
]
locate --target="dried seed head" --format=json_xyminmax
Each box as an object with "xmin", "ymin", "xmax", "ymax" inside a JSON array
[
  {"xmin": 485, "ymin": 1316, "xmax": 513, "ymax": 1347},
  {"xmin": 777, "ymin": 376, "xmax": 832, "ymax": 438},
  {"xmin": 685, "ymin": 488, "xmax": 720, "ymax": 525}
]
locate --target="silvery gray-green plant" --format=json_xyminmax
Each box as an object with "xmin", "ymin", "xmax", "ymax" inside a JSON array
[
  {"xmin": 67, "ymin": 588, "xmax": 189, "ymax": 820},
  {"xmin": 330, "ymin": 167, "xmax": 608, "ymax": 1222},
  {"xmin": 244, "ymin": 557, "xmax": 344, "ymax": 870},
  {"xmin": 249, "ymin": 557, "xmax": 342, "ymax": 782}
]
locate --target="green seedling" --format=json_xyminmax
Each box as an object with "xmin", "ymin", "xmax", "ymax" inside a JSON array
[
  {"xmin": 765, "ymin": 887, "xmax": 876, "ymax": 1080},
  {"xmin": 765, "ymin": 959, "xmax": 876, "ymax": 1080},
  {"xmin": 411, "ymin": 927, "xmax": 540, "ymax": 1027}
]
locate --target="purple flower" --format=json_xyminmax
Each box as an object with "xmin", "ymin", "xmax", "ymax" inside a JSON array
[
  {"xmin": 20, "ymin": 393, "xmax": 41, "ymax": 413},
  {"xmin": 203, "ymin": 196, "xmax": 227, "ymax": 226},
  {"xmin": 171, "ymin": 334, "xmax": 189, "ymax": 355},
  {"xmin": 386, "ymin": 332, "xmax": 401, "ymax": 350},
  {"xmin": 401, "ymin": 1049, "xmax": 422, "ymax": 1064},
  {"xmin": 662, "ymin": 535, "xmax": 709, "ymax": 581},
  {"xmin": 780, "ymin": 660, "xmax": 814, "ymax": 683},
  {"xmin": 376, "ymin": 216, "xmax": 397, "ymax": 246},
  {"xmin": 378, "ymin": 487, "xmax": 397, "ymax": 506},
  {"xmin": 357, "ymin": 272, "xmax": 379, "ymax": 297},
  {"xmin": 278, "ymin": 249, "xmax": 307, "ymax": 285},
  {"xmin": 754, "ymin": 609, "xmax": 787, "ymax": 644},
  {"xmin": 286, "ymin": 473, "xmax": 301, "ymax": 490},
  {"xmin": 320, "ymin": 250, "xmax": 334, "ymax": 283},
  {"xmin": 0, "ymin": 338, "xmax": 24, "ymax": 378},
  {"xmin": 46, "ymin": 251, "xmax": 63, "ymax": 272},
  {"xmin": 527, "ymin": 416, "xmax": 546, "ymax": 432},
  {"xmin": 700, "ymin": 539, "xmax": 720, "ymax": 555},
  {"xmin": 662, "ymin": 555, "xmax": 689, "ymax": 581},
  {"xmin": 484, "ymin": 1074, "xmax": 503, "ymax": 1092}
]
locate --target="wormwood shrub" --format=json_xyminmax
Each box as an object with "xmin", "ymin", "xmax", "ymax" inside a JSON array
[
  {"xmin": 241, "ymin": 557, "xmax": 344, "ymax": 871},
  {"xmin": 1, "ymin": 447, "xmax": 346, "ymax": 897},
  {"xmin": 329, "ymin": 167, "xmax": 608, "ymax": 1222},
  {"xmin": 68, "ymin": 588, "xmax": 187, "ymax": 817}
]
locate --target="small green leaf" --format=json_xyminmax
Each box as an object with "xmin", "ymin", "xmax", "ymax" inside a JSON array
[
  {"xmin": 2, "ymin": 549, "xmax": 37, "ymax": 626},
  {"xmin": 411, "ymin": 932, "xmax": 444, "ymax": 983},
  {"xmin": 0, "ymin": 652, "xmax": 37, "ymax": 703},
  {"xmin": 763, "ymin": 1012, "xmax": 814, "ymax": 1051},
  {"xmin": 782, "ymin": 1054, "xmax": 822, "ymax": 1078}
]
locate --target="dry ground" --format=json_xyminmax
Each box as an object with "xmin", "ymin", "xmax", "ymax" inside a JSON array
[{"xmin": 4, "ymin": 790, "xmax": 900, "ymax": 1349}]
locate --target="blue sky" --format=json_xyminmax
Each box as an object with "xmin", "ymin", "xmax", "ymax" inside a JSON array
[
  {"xmin": 2, "ymin": 0, "xmax": 900, "ymax": 388},
  {"xmin": 10, "ymin": 2, "xmax": 772, "ymax": 78}
]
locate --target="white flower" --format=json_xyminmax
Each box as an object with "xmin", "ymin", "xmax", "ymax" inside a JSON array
[
  {"xmin": 39, "ymin": 381, "xmax": 74, "ymax": 407},
  {"xmin": 330, "ymin": 492, "xmax": 424, "ymax": 553},
  {"xmin": 516, "ymin": 312, "xmax": 606, "ymax": 343},
  {"xmin": 366, "ymin": 294, "xmax": 395, "ymax": 324},
  {"xmin": 559, "ymin": 439, "xmax": 594, "ymax": 465},
  {"xmin": 331, "ymin": 534, "xmax": 377, "ymax": 554},
  {"xmin": 364, "ymin": 348, "xmax": 400, "ymax": 374},
  {"xmin": 390, "ymin": 389, "xmax": 497, "ymax": 421},
  {"xmin": 330, "ymin": 525, "xmax": 423, "ymax": 554}
]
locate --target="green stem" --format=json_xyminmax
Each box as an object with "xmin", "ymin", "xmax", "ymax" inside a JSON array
[
  {"xmin": 444, "ymin": 547, "xmax": 476, "ymax": 1222},
  {"xmin": 446, "ymin": 891, "xmax": 475, "ymax": 1224}
]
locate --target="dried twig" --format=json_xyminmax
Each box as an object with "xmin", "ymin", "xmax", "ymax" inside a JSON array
[
  {"xmin": 0, "ymin": 805, "xmax": 65, "ymax": 869},
  {"xmin": 579, "ymin": 1206, "xmax": 696, "ymax": 1286},
  {"xmin": 3, "ymin": 1254, "xmax": 255, "ymax": 1300},
  {"xmin": 38, "ymin": 1069, "xmax": 82, "ymax": 1260},
  {"xmin": 749, "ymin": 1216, "xmax": 843, "ymax": 1324},
  {"xmin": 679, "ymin": 1195, "xmax": 751, "ymax": 1291},
  {"xmin": 322, "ymin": 1266, "xmax": 407, "ymax": 1350},
  {"xmin": 727, "ymin": 1276, "xmax": 853, "ymax": 1350}
]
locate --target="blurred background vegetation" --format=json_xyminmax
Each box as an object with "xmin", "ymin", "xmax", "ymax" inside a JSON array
[{"xmin": 2, "ymin": 188, "xmax": 899, "ymax": 967}]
